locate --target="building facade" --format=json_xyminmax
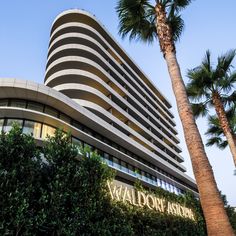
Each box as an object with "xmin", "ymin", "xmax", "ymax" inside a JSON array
[{"xmin": 0, "ymin": 9, "xmax": 198, "ymax": 196}]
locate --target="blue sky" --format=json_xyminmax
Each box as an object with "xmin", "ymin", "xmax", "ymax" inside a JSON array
[{"xmin": 0, "ymin": 0, "xmax": 235, "ymax": 205}]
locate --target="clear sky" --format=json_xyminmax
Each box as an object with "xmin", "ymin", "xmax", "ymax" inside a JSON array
[{"xmin": 0, "ymin": 0, "xmax": 235, "ymax": 205}]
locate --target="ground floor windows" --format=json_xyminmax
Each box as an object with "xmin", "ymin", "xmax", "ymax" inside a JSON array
[
  {"xmin": 0, "ymin": 117, "xmax": 189, "ymax": 195},
  {"xmin": 42, "ymin": 124, "xmax": 56, "ymax": 139},
  {"xmin": 4, "ymin": 119, "xmax": 23, "ymax": 133},
  {"xmin": 23, "ymin": 120, "xmax": 42, "ymax": 138}
]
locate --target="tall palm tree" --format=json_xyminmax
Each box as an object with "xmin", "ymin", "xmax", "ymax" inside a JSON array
[
  {"xmin": 116, "ymin": 0, "xmax": 234, "ymax": 235},
  {"xmin": 187, "ymin": 50, "xmax": 236, "ymax": 168},
  {"xmin": 205, "ymin": 108, "xmax": 236, "ymax": 150}
]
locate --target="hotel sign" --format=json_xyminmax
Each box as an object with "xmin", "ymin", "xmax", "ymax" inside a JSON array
[{"xmin": 107, "ymin": 181, "xmax": 195, "ymax": 221}]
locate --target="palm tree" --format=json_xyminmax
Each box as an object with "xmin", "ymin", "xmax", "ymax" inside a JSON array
[
  {"xmin": 116, "ymin": 0, "xmax": 234, "ymax": 235},
  {"xmin": 187, "ymin": 50, "xmax": 236, "ymax": 168},
  {"xmin": 206, "ymin": 108, "xmax": 236, "ymax": 150}
]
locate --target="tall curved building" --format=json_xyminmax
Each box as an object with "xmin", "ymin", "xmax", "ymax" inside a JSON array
[{"xmin": 0, "ymin": 9, "xmax": 198, "ymax": 195}]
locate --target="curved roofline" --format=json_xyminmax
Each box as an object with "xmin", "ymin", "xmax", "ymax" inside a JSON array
[{"xmin": 50, "ymin": 8, "xmax": 172, "ymax": 108}]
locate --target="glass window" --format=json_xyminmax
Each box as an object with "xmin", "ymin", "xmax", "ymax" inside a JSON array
[
  {"xmin": 72, "ymin": 137, "xmax": 82, "ymax": 147},
  {"xmin": 23, "ymin": 120, "xmax": 41, "ymax": 138},
  {"xmin": 119, "ymin": 146, "xmax": 126, "ymax": 154},
  {"xmin": 113, "ymin": 157, "xmax": 120, "ymax": 169},
  {"xmin": 95, "ymin": 133, "xmax": 102, "ymax": 141},
  {"xmin": 72, "ymin": 120, "xmax": 82, "ymax": 130},
  {"xmin": 151, "ymin": 176, "xmax": 157, "ymax": 185},
  {"xmin": 10, "ymin": 100, "xmax": 26, "ymax": 108},
  {"xmin": 120, "ymin": 160, "xmax": 128, "ymax": 172},
  {"xmin": 128, "ymin": 164, "xmax": 135, "ymax": 176},
  {"xmin": 0, "ymin": 99, "xmax": 8, "ymax": 107},
  {"xmin": 103, "ymin": 138, "xmax": 111, "ymax": 145},
  {"xmin": 97, "ymin": 149, "xmax": 103, "ymax": 157},
  {"xmin": 102, "ymin": 157, "xmax": 110, "ymax": 165},
  {"xmin": 45, "ymin": 106, "xmax": 58, "ymax": 117},
  {"xmin": 126, "ymin": 150, "xmax": 132, "ymax": 157},
  {"xmin": 0, "ymin": 119, "xmax": 4, "ymax": 132},
  {"xmin": 27, "ymin": 102, "xmax": 44, "ymax": 112},
  {"xmin": 112, "ymin": 142, "xmax": 118, "ymax": 149},
  {"xmin": 83, "ymin": 127, "xmax": 93, "ymax": 136},
  {"xmin": 143, "ymin": 172, "xmax": 148, "ymax": 181},
  {"xmin": 4, "ymin": 119, "xmax": 23, "ymax": 132},
  {"xmin": 103, "ymin": 153, "xmax": 112, "ymax": 166},
  {"xmin": 108, "ymin": 156, "xmax": 113, "ymax": 166},
  {"xmin": 41, "ymin": 124, "xmax": 55, "ymax": 139},
  {"xmin": 104, "ymin": 152, "xmax": 109, "ymax": 160},
  {"xmin": 60, "ymin": 113, "xmax": 71, "ymax": 124},
  {"xmin": 135, "ymin": 168, "xmax": 141, "ymax": 179}
]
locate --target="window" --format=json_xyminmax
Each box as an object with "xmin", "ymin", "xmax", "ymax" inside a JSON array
[
  {"xmin": 45, "ymin": 106, "xmax": 58, "ymax": 117},
  {"xmin": 151, "ymin": 175, "xmax": 157, "ymax": 185},
  {"xmin": 128, "ymin": 164, "xmax": 135, "ymax": 176},
  {"xmin": 135, "ymin": 168, "xmax": 141, "ymax": 179},
  {"xmin": 112, "ymin": 142, "xmax": 118, "ymax": 149},
  {"xmin": 94, "ymin": 133, "xmax": 102, "ymax": 141},
  {"xmin": 72, "ymin": 120, "xmax": 82, "ymax": 130},
  {"xmin": 0, "ymin": 119, "xmax": 4, "ymax": 132},
  {"xmin": 23, "ymin": 120, "xmax": 41, "ymax": 138},
  {"xmin": 60, "ymin": 113, "xmax": 71, "ymax": 124},
  {"xmin": 103, "ymin": 138, "xmax": 111, "ymax": 145},
  {"xmin": 4, "ymin": 119, "xmax": 23, "ymax": 132},
  {"xmin": 113, "ymin": 157, "xmax": 120, "ymax": 169},
  {"xmin": 41, "ymin": 124, "xmax": 55, "ymax": 139},
  {"xmin": 10, "ymin": 100, "xmax": 26, "ymax": 108},
  {"xmin": 27, "ymin": 102, "xmax": 44, "ymax": 112},
  {"xmin": 83, "ymin": 127, "xmax": 93, "ymax": 136},
  {"xmin": 72, "ymin": 137, "xmax": 83, "ymax": 147},
  {"xmin": 0, "ymin": 99, "xmax": 8, "ymax": 107},
  {"xmin": 120, "ymin": 160, "xmax": 128, "ymax": 172}
]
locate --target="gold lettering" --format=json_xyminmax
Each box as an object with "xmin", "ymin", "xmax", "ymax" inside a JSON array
[
  {"xmin": 167, "ymin": 202, "xmax": 174, "ymax": 214},
  {"xmin": 138, "ymin": 191, "xmax": 146, "ymax": 207},
  {"xmin": 171, "ymin": 203, "xmax": 177, "ymax": 215},
  {"xmin": 107, "ymin": 181, "xmax": 195, "ymax": 221},
  {"xmin": 122, "ymin": 187, "xmax": 133, "ymax": 204},
  {"xmin": 131, "ymin": 189, "xmax": 139, "ymax": 206},
  {"xmin": 107, "ymin": 181, "xmax": 123, "ymax": 201},
  {"xmin": 146, "ymin": 194, "xmax": 155, "ymax": 209},
  {"xmin": 155, "ymin": 197, "xmax": 165, "ymax": 213}
]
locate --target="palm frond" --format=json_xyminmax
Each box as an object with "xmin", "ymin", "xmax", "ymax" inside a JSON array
[
  {"xmin": 191, "ymin": 102, "xmax": 208, "ymax": 118},
  {"xmin": 217, "ymin": 74, "xmax": 235, "ymax": 94},
  {"xmin": 201, "ymin": 50, "xmax": 212, "ymax": 73},
  {"xmin": 206, "ymin": 136, "xmax": 223, "ymax": 147},
  {"xmin": 206, "ymin": 137, "xmax": 228, "ymax": 150},
  {"xmin": 166, "ymin": 0, "xmax": 192, "ymax": 15},
  {"xmin": 205, "ymin": 111, "xmax": 236, "ymax": 149},
  {"xmin": 116, "ymin": 0, "xmax": 157, "ymax": 43},
  {"xmin": 205, "ymin": 116, "xmax": 223, "ymax": 136},
  {"xmin": 216, "ymin": 49, "xmax": 236, "ymax": 76},
  {"xmin": 167, "ymin": 14, "xmax": 184, "ymax": 42},
  {"xmin": 186, "ymin": 67, "xmax": 212, "ymax": 100},
  {"xmin": 222, "ymin": 91, "xmax": 236, "ymax": 106}
]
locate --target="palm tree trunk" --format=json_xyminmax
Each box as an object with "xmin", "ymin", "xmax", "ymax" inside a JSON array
[
  {"xmin": 155, "ymin": 4, "xmax": 235, "ymax": 236},
  {"xmin": 165, "ymin": 51, "xmax": 234, "ymax": 236},
  {"xmin": 212, "ymin": 92, "xmax": 236, "ymax": 167}
]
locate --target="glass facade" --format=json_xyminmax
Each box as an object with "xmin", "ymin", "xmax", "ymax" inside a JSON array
[
  {"xmin": 0, "ymin": 98, "xmax": 180, "ymax": 168},
  {"xmin": 0, "ymin": 98, "xmax": 196, "ymax": 194},
  {"xmin": 4, "ymin": 119, "xmax": 23, "ymax": 133},
  {"xmin": 42, "ymin": 124, "xmax": 56, "ymax": 139},
  {"xmin": 0, "ymin": 117, "xmax": 186, "ymax": 195},
  {"xmin": 23, "ymin": 120, "xmax": 42, "ymax": 138}
]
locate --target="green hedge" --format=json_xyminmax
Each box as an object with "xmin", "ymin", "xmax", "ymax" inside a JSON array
[{"xmin": 0, "ymin": 126, "xmax": 208, "ymax": 235}]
